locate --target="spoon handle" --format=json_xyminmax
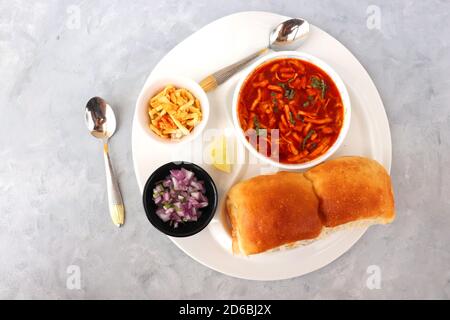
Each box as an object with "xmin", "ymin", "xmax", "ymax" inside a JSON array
[
  {"xmin": 200, "ymin": 48, "xmax": 269, "ymax": 92},
  {"xmin": 103, "ymin": 143, "xmax": 125, "ymax": 227}
]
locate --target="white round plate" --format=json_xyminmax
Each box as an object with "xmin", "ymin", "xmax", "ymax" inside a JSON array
[{"xmin": 132, "ymin": 11, "xmax": 392, "ymax": 281}]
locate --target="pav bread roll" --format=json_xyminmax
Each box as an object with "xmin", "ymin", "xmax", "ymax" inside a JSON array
[
  {"xmin": 226, "ymin": 172, "xmax": 323, "ymax": 255},
  {"xmin": 305, "ymin": 156, "xmax": 395, "ymax": 227},
  {"xmin": 226, "ymin": 156, "xmax": 395, "ymax": 256}
]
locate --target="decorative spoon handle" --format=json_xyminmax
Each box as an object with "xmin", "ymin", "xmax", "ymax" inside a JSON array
[
  {"xmin": 200, "ymin": 48, "xmax": 269, "ymax": 92},
  {"xmin": 103, "ymin": 142, "xmax": 125, "ymax": 227}
]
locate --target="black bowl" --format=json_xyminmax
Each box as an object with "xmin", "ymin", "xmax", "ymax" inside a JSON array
[{"xmin": 142, "ymin": 161, "xmax": 218, "ymax": 237}]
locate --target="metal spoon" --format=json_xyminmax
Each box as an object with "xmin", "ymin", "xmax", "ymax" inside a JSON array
[
  {"xmin": 85, "ymin": 97, "xmax": 125, "ymax": 227},
  {"xmin": 199, "ymin": 18, "xmax": 310, "ymax": 92}
]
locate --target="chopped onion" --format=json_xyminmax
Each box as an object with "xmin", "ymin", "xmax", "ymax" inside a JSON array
[{"xmin": 152, "ymin": 168, "xmax": 208, "ymax": 228}]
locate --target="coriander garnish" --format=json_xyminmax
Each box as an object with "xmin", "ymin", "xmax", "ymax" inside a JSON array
[
  {"xmin": 285, "ymin": 88, "xmax": 296, "ymax": 100},
  {"xmin": 302, "ymin": 129, "xmax": 315, "ymax": 150},
  {"xmin": 296, "ymin": 114, "xmax": 305, "ymax": 123},
  {"xmin": 289, "ymin": 111, "xmax": 296, "ymax": 125},
  {"xmin": 311, "ymin": 77, "xmax": 327, "ymax": 99},
  {"xmin": 272, "ymin": 98, "xmax": 279, "ymax": 113},
  {"xmin": 278, "ymin": 82, "xmax": 286, "ymax": 89}
]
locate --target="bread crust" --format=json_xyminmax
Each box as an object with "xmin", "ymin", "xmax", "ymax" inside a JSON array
[
  {"xmin": 226, "ymin": 172, "xmax": 322, "ymax": 255},
  {"xmin": 226, "ymin": 157, "xmax": 395, "ymax": 255},
  {"xmin": 305, "ymin": 156, "xmax": 395, "ymax": 227}
]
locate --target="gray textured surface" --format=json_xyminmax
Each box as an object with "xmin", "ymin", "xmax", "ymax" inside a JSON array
[{"xmin": 0, "ymin": 0, "xmax": 449, "ymax": 299}]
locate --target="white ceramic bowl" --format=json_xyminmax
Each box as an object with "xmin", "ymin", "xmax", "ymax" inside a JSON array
[
  {"xmin": 232, "ymin": 51, "xmax": 352, "ymax": 170},
  {"xmin": 136, "ymin": 76, "xmax": 210, "ymax": 145}
]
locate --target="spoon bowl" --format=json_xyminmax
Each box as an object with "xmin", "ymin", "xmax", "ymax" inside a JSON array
[
  {"xmin": 269, "ymin": 18, "xmax": 310, "ymax": 51},
  {"xmin": 85, "ymin": 97, "xmax": 117, "ymax": 140}
]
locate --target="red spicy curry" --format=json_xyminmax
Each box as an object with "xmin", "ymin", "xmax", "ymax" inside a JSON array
[{"xmin": 237, "ymin": 58, "xmax": 344, "ymax": 164}]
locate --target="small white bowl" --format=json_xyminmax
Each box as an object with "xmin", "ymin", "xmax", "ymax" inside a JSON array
[
  {"xmin": 232, "ymin": 51, "xmax": 352, "ymax": 170},
  {"xmin": 136, "ymin": 76, "xmax": 210, "ymax": 145}
]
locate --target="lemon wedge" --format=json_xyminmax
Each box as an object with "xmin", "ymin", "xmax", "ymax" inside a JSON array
[{"xmin": 211, "ymin": 136, "xmax": 232, "ymax": 173}]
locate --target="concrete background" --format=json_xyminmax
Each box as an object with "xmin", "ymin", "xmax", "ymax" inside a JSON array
[{"xmin": 0, "ymin": 0, "xmax": 449, "ymax": 299}]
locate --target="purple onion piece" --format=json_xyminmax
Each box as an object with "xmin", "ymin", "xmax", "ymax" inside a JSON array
[{"xmin": 152, "ymin": 168, "xmax": 209, "ymax": 227}]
